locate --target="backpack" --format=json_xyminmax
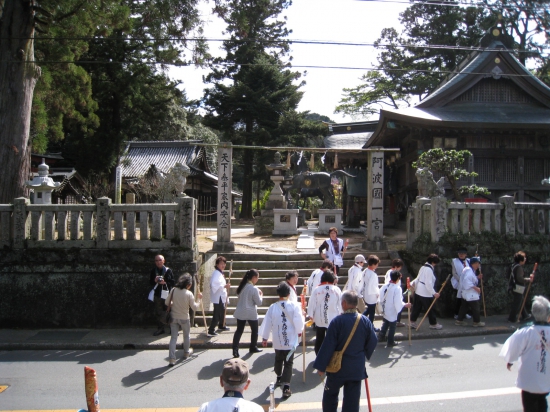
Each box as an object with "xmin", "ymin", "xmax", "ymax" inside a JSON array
[{"xmin": 506, "ymin": 263, "xmax": 519, "ymax": 293}]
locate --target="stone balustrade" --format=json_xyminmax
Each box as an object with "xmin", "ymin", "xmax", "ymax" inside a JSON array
[
  {"xmin": 406, "ymin": 195, "xmax": 550, "ymax": 247},
  {"xmin": 0, "ymin": 196, "xmax": 197, "ymax": 252}
]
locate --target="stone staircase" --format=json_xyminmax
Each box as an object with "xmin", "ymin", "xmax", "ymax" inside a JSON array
[{"xmin": 195, "ymin": 251, "xmax": 392, "ymax": 326}]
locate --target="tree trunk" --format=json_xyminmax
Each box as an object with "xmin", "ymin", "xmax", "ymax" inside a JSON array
[
  {"xmin": 0, "ymin": 0, "xmax": 40, "ymax": 204},
  {"xmin": 240, "ymin": 150, "xmax": 254, "ymax": 219}
]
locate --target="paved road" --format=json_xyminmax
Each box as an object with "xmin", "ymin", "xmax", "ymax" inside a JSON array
[{"xmin": 1, "ymin": 334, "xmax": 522, "ymax": 411}]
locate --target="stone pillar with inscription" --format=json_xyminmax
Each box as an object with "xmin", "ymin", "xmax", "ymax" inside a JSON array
[
  {"xmin": 212, "ymin": 142, "xmax": 235, "ymax": 252},
  {"xmin": 363, "ymin": 150, "xmax": 386, "ymax": 250}
]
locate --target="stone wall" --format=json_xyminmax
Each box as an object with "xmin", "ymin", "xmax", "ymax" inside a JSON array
[{"xmin": 0, "ymin": 248, "xmax": 199, "ymax": 328}]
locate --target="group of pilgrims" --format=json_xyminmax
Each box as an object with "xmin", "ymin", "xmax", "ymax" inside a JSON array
[{"xmin": 162, "ymin": 225, "xmax": 550, "ymax": 412}]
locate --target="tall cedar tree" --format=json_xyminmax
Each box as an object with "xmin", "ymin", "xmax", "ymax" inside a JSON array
[
  {"xmin": 66, "ymin": 0, "xmax": 207, "ymax": 175},
  {"xmin": 203, "ymin": 0, "xmax": 303, "ymax": 219},
  {"xmin": 0, "ymin": 0, "xmax": 123, "ymax": 203},
  {"xmin": 336, "ymin": 1, "xmax": 550, "ymax": 117}
]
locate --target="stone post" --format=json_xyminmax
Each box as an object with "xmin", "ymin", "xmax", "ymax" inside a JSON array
[
  {"xmin": 177, "ymin": 196, "xmax": 197, "ymax": 257},
  {"xmin": 430, "ymin": 196, "xmax": 448, "ymax": 242},
  {"xmin": 363, "ymin": 150, "xmax": 386, "ymax": 250},
  {"xmin": 115, "ymin": 165, "xmax": 122, "ymax": 204},
  {"xmin": 212, "ymin": 142, "xmax": 235, "ymax": 252},
  {"xmin": 414, "ymin": 197, "xmax": 430, "ymax": 240},
  {"xmin": 499, "ymin": 195, "xmax": 515, "ymax": 236},
  {"xmin": 96, "ymin": 197, "xmax": 111, "ymax": 248},
  {"xmin": 13, "ymin": 197, "xmax": 29, "ymax": 249}
]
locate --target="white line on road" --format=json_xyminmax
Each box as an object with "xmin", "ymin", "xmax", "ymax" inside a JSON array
[{"xmin": 3, "ymin": 386, "xmax": 520, "ymax": 412}]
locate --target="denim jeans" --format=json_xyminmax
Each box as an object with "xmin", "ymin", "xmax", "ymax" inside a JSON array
[{"xmin": 169, "ymin": 318, "xmax": 191, "ymax": 361}]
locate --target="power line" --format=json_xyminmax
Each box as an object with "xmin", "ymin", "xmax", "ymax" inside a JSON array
[
  {"xmin": 4, "ymin": 59, "xmax": 546, "ymax": 79},
  {"xmin": 358, "ymin": 0, "xmax": 550, "ymax": 13},
  {"xmin": 11, "ymin": 36, "xmax": 549, "ymax": 54}
]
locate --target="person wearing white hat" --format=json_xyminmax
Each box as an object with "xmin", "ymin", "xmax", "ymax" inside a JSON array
[{"xmin": 344, "ymin": 254, "xmax": 365, "ymax": 313}]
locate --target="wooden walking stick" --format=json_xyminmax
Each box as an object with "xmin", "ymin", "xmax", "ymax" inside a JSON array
[
  {"xmin": 222, "ymin": 260, "xmax": 233, "ymax": 329},
  {"xmin": 407, "ymin": 277, "xmax": 412, "ymax": 346},
  {"xmin": 518, "ymin": 262, "xmax": 538, "ymax": 322},
  {"xmin": 475, "ymin": 244, "xmax": 487, "ymax": 318},
  {"xmin": 416, "ymin": 273, "xmax": 451, "ymax": 331},
  {"xmin": 364, "ymin": 378, "xmax": 373, "ymax": 412},
  {"xmin": 198, "ymin": 272, "xmax": 208, "ymax": 333},
  {"xmin": 301, "ymin": 280, "xmax": 308, "ymax": 383}
]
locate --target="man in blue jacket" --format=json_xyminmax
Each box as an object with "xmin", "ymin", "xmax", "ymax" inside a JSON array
[{"xmin": 314, "ymin": 290, "xmax": 378, "ymax": 412}]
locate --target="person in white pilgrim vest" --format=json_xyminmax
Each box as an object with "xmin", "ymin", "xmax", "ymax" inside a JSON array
[
  {"xmin": 307, "ymin": 270, "xmax": 342, "ymax": 355},
  {"xmin": 500, "ymin": 295, "xmax": 550, "ymax": 412},
  {"xmin": 260, "ymin": 282, "xmax": 304, "ymax": 398}
]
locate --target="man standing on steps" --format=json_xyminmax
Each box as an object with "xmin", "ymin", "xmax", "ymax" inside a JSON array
[{"xmin": 208, "ymin": 256, "xmax": 231, "ymax": 337}]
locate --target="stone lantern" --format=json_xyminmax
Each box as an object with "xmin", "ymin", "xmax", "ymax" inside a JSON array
[{"xmin": 25, "ymin": 159, "xmax": 60, "ymax": 204}]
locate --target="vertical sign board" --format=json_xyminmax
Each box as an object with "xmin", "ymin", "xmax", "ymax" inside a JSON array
[
  {"xmin": 213, "ymin": 142, "xmax": 235, "ymax": 251},
  {"xmin": 367, "ymin": 151, "xmax": 384, "ymax": 242},
  {"xmin": 115, "ymin": 166, "xmax": 122, "ymax": 204}
]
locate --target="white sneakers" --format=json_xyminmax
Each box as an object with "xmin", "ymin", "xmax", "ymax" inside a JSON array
[{"xmin": 429, "ymin": 324, "xmax": 443, "ymax": 330}]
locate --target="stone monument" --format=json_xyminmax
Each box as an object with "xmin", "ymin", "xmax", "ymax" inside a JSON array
[
  {"xmin": 212, "ymin": 142, "xmax": 235, "ymax": 252},
  {"xmin": 363, "ymin": 150, "xmax": 386, "ymax": 250},
  {"xmin": 254, "ymin": 152, "xmax": 291, "ymax": 235}
]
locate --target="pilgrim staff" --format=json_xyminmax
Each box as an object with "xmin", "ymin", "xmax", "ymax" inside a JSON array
[
  {"xmin": 475, "ymin": 245, "xmax": 487, "ymax": 318},
  {"xmin": 199, "ymin": 272, "xmax": 208, "ymax": 333},
  {"xmin": 365, "ymin": 378, "xmax": 373, "ymax": 412},
  {"xmin": 407, "ymin": 277, "xmax": 412, "ymax": 346},
  {"xmin": 222, "ymin": 260, "xmax": 233, "ymax": 329},
  {"xmin": 416, "ymin": 274, "xmax": 451, "ymax": 330},
  {"xmin": 301, "ymin": 280, "xmax": 308, "ymax": 383},
  {"xmin": 518, "ymin": 262, "xmax": 538, "ymax": 322}
]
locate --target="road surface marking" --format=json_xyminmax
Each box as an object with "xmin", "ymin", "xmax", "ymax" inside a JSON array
[
  {"xmin": 2, "ymin": 386, "xmax": 521, "ymax": 411},
  {"xmin": 0, "ymin": 385, "xmax": 8, "ymax": 393}
]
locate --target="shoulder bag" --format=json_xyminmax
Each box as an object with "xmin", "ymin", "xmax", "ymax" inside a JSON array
[{"xmin": 326, "ymin": 314, "xmax": 362, "ymax": 373}]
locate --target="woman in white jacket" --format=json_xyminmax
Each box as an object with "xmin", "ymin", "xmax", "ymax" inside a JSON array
[
  {"xmin": 307, "ymin": 270, "xmax": 342, "ymax": 354},
  {"xmin": 409, "ymin": 254, "xmax": 443, "ymax": 330}
]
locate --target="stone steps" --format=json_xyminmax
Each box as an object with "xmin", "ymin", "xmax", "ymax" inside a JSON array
[{"xmin": 196, "ymin": 251, "xmax": 393, "ymax": 326}]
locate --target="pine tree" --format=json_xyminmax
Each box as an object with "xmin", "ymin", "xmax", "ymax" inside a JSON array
[{"xmin": 203, "ymin": 0, "xmax": 304, "ymax": 218}]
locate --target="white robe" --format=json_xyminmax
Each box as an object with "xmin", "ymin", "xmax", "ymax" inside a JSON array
[
  {"xmin": 500, "ymin": 324, "xmax": 550, "ymax": 394},
  {"xmin": 210, "ymin": 269, "xmax": 227, "ymax": 305},
  {"xmin": 344, "ymin": 264, "xmax": 364, "ymax": 297},
  {"xmin": 378, "ymin": 283, "xmax": 405, "ymax": 322},
  {"xmin": 451, "ymin": 258, "xmax": 468, "ymax": 290},
  {"xmin": 287, "ymin": 282, "xmax": 298, "ymax": 303},
  {"xmin": 260, "ymin": 300, "xmax": 304, "ymax": 350},
  {"xmin": 384, "ymin": 268, "xmax": 402, "ymax": 287},
  {"xmin": 362, "ymin": 268, "xmax": 379, "ymax": 305},
  {"xmin": 415, "ymin": 264, "xmax": 436, "ymax": 298},
  {"xmin": 307, "ymin": 268, "xmax": 323, "ymax": 296},
  {"xmin": 307, "ymin": 283, "xmax": 342, "ymax": 328},
  {"xmin": 460, "ymin": 266, "xmax": 480, "ymax": 302}
]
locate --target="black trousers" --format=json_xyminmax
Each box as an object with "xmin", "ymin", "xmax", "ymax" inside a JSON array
[
  {"xmin": 363, "ymin": 303, "xmax": 376, "ymax": 324},
  {"xmin": 275, "ymin": 349, "xmax": 294, "ymax": 384},
  {"xmin": 458, "ymin": 299, "xmax": 481, "ymax": 323},
  {"xmin": 509, "ymin": 291, "xmax": 528, "ymax": 322},
  {"xmin": 315, "ymin": 326, "xmax": 327, "ymax": 355},
  {"xmin": 411, "ymin": 294, "xmax": 437, "ymax": 325},
  {"xmin": 522, "ymin": 390, "xmax": 548, "ymax": 412},
  {"xmin": 232, "ymin": 319, "xmax": 259, "ymax": 350},
  {"xmin": 208, "ymin": 297, "xmax": 225, "ymax": 333}
]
